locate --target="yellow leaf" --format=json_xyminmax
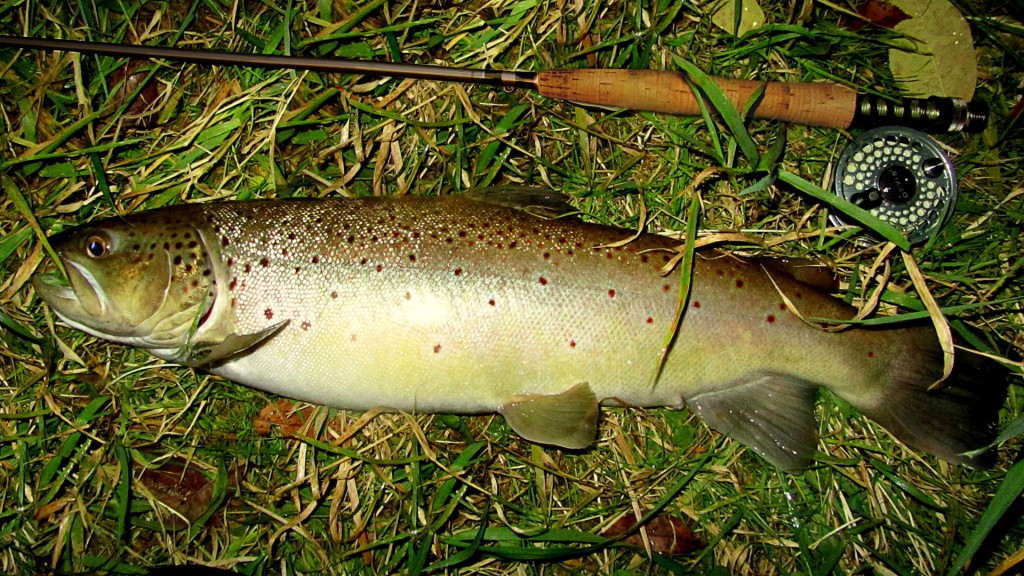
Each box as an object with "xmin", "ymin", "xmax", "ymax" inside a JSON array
[
  {"xmin": 888, "ymin": 0, "xmax": 977, "ymax": 100},
  {"xmin": 710, "ymin": 0, "xmax": 766, "ymax": 37}
]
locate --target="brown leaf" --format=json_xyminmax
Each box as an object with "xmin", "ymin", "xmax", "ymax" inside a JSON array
[
  {"xmin": 253, "ymin": 400, "xmax": 315, "ymax": 437},
  {"xmin": 840, "ymin": 0, "xmax": 910, "ymax": 31},
  {"xmin": 603, "ymin": 514, "xmax": 702, "ymax": 556},
  {"xmin": 138, "ymin": 460, "xmax": 217, "ymax": 529},
  {"xmin": 108, "ymin": 61, "xmax": 160, "ymax": 127}
]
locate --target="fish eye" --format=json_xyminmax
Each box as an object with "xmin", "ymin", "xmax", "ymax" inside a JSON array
[{"xmin": 85, "ymin": 236, "xmax": 110, "ymax": 258}]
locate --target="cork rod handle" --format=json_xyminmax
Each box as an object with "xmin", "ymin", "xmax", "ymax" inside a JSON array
[{"xmin": 536, "ymin": 69, "xmax": 859, "ymax": 129}]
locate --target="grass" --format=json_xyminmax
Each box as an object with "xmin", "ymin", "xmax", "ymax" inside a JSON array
[{"xmin": 1, "ymin": 0, "xmax": 1022, "ymax": 574}]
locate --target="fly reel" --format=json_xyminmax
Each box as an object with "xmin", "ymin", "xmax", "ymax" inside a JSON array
[{"xmin": 830, "ymin": 126, "xmax": 958, "ymax": 244}]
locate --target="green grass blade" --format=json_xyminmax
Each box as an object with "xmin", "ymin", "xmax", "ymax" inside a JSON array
[
  {"xmin": 946, "ymin": 458, "xmax": 1024, "ymax": 575},
  {"xmin": 672, "ymin": 56, "xmax": 760, "ymax": 166}
]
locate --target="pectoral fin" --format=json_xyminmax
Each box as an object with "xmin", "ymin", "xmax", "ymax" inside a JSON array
[
  {"xmin": 499, "ymin": 383, "xmax": 599, "ymax": 449},
  {"xmin": 687, "ymin": 373, "xmax": 819, "ymax": 471},
  {"xmin": 174, "ymin": 320, "xmax": 289, "ymax": 367}
]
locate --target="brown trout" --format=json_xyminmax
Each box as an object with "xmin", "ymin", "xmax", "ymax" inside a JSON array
[{"xmin": 32, "ymin": 188, "xmax": 1006, "ymax": 469}]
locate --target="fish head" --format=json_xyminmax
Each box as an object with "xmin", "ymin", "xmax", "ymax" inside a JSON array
[{"xmin": 33, "ymin": 211, "xmax": 217, "ymax": 352}]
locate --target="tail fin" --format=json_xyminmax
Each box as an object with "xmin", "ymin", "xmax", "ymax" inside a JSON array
[{"xmin": 853, "ymin": 333, "xmax": 1009, "ymax": 467}]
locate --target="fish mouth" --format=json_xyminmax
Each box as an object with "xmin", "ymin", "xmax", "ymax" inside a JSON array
[{"xmin": 33, "ymin": 258, "xmax": 106, "ymax": 320}]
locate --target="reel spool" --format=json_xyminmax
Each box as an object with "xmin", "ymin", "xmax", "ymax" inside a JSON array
[{"xmin": 830, "ymin": 126, "xmax": 958, "ymax": 245}]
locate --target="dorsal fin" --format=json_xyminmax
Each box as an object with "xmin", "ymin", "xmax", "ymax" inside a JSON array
[{"xmin": 463, "ymin": 186, "xmax": 577, "ymax": 219}]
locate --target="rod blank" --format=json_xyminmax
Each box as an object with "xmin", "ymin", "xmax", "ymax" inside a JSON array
[{"xmin": 0, "ymin": 35, "xmax": 987, "ymax": 133}]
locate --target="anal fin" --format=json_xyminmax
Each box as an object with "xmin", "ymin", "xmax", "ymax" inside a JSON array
[
  {"xmin": 688, "ymin": 373, "xmax": 819, "ymax": 471},
  {"xmin": 499, "ymin": 383, "xmax": 599, "ymax": 450}
]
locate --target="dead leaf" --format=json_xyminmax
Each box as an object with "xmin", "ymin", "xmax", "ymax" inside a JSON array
[
  {"xmin": 840, "ymin": 0, "xmax": 910, "ymax": 31},
  {"xmin": 138, "ymin": 460, "xmax": 218, "ymax": 530},
  {"xmin": 253, "ymin": 399, "xmax": 316, "ymax": 437},
  {"xmin": 888, "ymin": 0, "xmax": 977, "ymax": 99},
  {"xmin": 603, "ymin": 514, "xmax": 702, "ymax": 556},
  {"xmin": 108, "ymin": 61, "xmax": 161, "ymax": 127}
]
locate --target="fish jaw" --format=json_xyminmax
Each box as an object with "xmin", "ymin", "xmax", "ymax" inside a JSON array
[{"xmin": 33, "ymin": 256, "xmax": 120, "ymax": 339}]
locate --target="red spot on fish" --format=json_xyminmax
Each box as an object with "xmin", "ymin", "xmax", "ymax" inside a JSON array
[
  {"xmin": 795, "ymin": 291, "xmax": 803, "ymax": 299},
  {"xmin": 454, "ymin": 268, "xmax": 463, "ymax": 276},
  {"xmin": 766, "ymin": 314, "xmax": 776, "ymax": 323},
  {"xmin": 360, "ymin": 258, "xmax": 368, "ymax": 265},
  {"xmin": 569, "ymin": 340, "xmax": 576, "ymax": 348},
  {"xmin": 646, "ymin": 317, "xmax": 654, "ymax": 324},
  {"xmin": 608, "ymin": 289, "xmax": 616, "ymax": 298},
  {"xmin": 488, "ymin": 299, "xmax": 496, "ymax": 306},
  {"xmin": 173, "ymin": 255, "xmax": 183, "ymax": 266},
  {"xmin": 228, "ymin": 278, "xmax": 237, "ymax": 291},
  {"xmin": 735, "ymin": 279, "xmax": 745, "ymax": 288},
  {"xmin": 409, "ymin": 254, "xmax": 417, "ymax": 262},
  {"xmin": 867, "ymin": 351, "xmax": 876, "ymax": 358},
  {"xmin": 543, "ymin": 252, "xmax": 551, "ymax": 260},
  {"xmin": 663, "ymin": 284, "xmax": 672, "ymax": 292},
  {"xmin": 288, "ymin": 233, "xmax": 296, "ymax": 240},
  {"xmin": 282, "ymin": 249, "xmax": 290, "ymax": 257},
  {"xmin": 301, "ymin": 321, "xmax": 311, "ymax": 331},
  {"xmin": 264, "ymin": 309, "xmax": 274, "ymax": 319},
  {"xmin": 331, "ymin": 291, "xmax": 338, "ymax": 299},
  {"xmin": 780, "ymin": 302, "xmax": 787, "ymax": 311},
  {"xmin": 312, "ymin": 256, "xmax": 320, "ymax": 264},
  {"xmin": 294, "ymin": 267, "xmax": 302, "ymax": 274},
  {"xmin": 433, "ymin": 344, "xmax": 442, "ymax": 354},
  {"xmin": 260, "ymin": 258, "xmax": 269, "ymax": 267},
  {"xmin": 539, "ymin": 277, "xmax": 548, "ymax": 285},
  {"xmin": 692, "ymin": 301, "xmax": 701, "ymax": 309},
  {"xmin": 376, "ymin": 264, "xmax": 383, "ymax": 272}
]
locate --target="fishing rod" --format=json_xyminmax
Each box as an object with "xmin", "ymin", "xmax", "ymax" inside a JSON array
[{"xmin": 0, "ymin": 35, "xmax": 987, "ymax": 133}]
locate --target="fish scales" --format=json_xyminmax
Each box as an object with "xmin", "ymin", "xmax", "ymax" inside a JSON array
[
  {"xmin": 33, "ymin": 189, "xmax": 1007, "ymax": 469},
  {"xmin": 203, "ymin": 196, "xmax": 847, "ymax": 410}
]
